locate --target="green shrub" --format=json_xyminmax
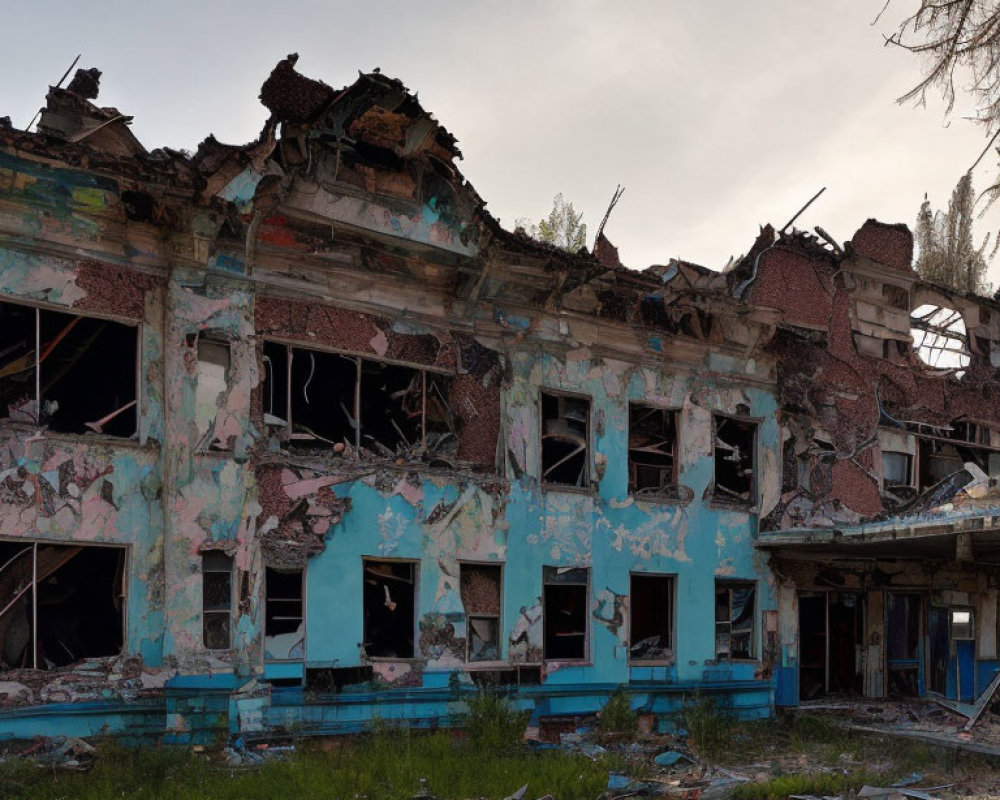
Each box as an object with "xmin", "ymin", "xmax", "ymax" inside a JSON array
[
  {"xmin": 683, "ymin": 695, "xmax": 736, "ymax": 761},
  {"xmin": 464, "ymin": 690, "xmax": 529, "ymax": 754},
  {"xmin": 598, "ymin": 688, "xmax": 638, "ymax": 734}
]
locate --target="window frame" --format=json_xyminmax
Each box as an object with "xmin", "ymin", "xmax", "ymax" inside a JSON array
[
  {"xmin": 714, "ymin": 579, "xmax": 757, "ymax": 662},
  {"xmin": 539, "ymin": 389, "xmax": 592, "ymax": 490},
  {"xmin": 542, "ymin": 565, "xmax": 590, "ymax": 663},
  {"xmin": 627, "ymin": 403, "xmax": 679, "ymax": 496},
  {"xmin": 202, "ymin": 551, "xmax": 234, "ymax": 651},
  {"xmin": 361, "ymin": 557, "xmax": 419, "ymax": 661},
  {"xmin": 0, "ymin": 538, "xmax": 128, "ymax": 669},
  {"xmin": 459, "ymin": 561, "xmax": 504, "ymax": 664},
  {"xmin": 261, "ymin": 338, "xmax": 451, "ymax": 453},
  {"xmin": 0, "ymin": 298, "xmax": 140, "ymax": 438},
  {"xmin": 710, "ymin": 413, "xmax": 759, "ymax": 510},
  {"xmin": 264, "ymin": 565, "xmax": 306, "ymax": 662},
  {"xmin": 628, "ymin": 571, "xmax": 676, "ymax": 665}
]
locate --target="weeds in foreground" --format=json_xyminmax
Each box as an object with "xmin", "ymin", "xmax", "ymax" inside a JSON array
[
  {"xmin": 683, "ymin": 696, "xmax": 736, "ymax": 761},
  {"xmin": 464, "ymin": 689, "xmax": 530, "ymax": 754},
  {"xmin": 0, "ymin": 731, "xmax": 613, "ymax": 800},
  {"xmin": 598, "ymin": 688, "xmax": 638, "ymax": 735},
  {"xmin": 731, "ymin": 770, "xmax": 882, "ymax": 800}
]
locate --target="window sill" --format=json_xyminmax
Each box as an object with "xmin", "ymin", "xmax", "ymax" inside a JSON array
[
  {"xmin": 0, "ymin": 424, "xmax": 150, "ymax": 450},
  {"xmin": 629, "ymin": 486, "xmax": 694, "ymax": 507},
  {"xmin": 541, "ymin": 483, "xmax": 596, "ymax": 497},
  {"xmin": 707, "ymin": 499, "xmax": 756, "ymax": 514},
  {"xmin": 543, "ymin": 659, "xmax": 591, "ymax": 667},
  {"xmin": 363, "ymin": 656, "xmax": 423, "ymax": 663},
  {"xmin": 629, "ymin": 658, "xmax": 676, "ymax": 667}
]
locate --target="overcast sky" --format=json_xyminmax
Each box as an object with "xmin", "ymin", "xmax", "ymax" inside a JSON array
[{"xmin": 3, "ymin": 1, "xmax": 999, "ymax": 286}]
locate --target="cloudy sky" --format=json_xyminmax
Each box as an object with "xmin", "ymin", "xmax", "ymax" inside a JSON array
[{"xmin": 3, "ymin": 1, "xmax": 999, "ymax": 285}]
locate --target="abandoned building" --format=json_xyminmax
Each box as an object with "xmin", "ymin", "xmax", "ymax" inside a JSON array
[{"xmin": 0, "ymin": 57, "xmax": 997, "ymax": 742}]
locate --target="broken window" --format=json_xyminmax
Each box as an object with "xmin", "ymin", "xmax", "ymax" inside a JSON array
[
  {"xmin": 541, "ymin": 392, "xmax": 589, "ymax": 488},
  {"xmin": 713, "ymin": 415, "xmax": 757, "ymax": 507},
  {"xmin": 194, "ymin": 336, "xmax": 231, "ymax": 450},
  {"xmin": 0, "ymin": 541, "xmax": 125, "ymax": 669},
  {"xmin": 460, "ymin": 563, "xmax": 502, "ymax": 662},
  {"xmin": 362, "ymin": 559, "xmax": 416, "ymax": 658},
  {"xmin": 543, "ymin": 566, "xmax": 588, "ymax": 661},
  {"xmin": 629, "ymin": 573, "xmax": 674, "ymax": 662},
  {"xmin": 952, "ymin": 608, "xmax": 974, "ymax": 640},
  {"xmin": 261, "ymin": 340, "xmax": 455, "ymax": 457},
  {"xmin": 265, "ymin": 567, "xmax": 304, "ymax": 661},
  {"xmin": 882, "ymin": 451, "xmax": 912, "ymax": 487},
  {"xmin": 202, "ymin": 552, "xmax": 233, "ymax": 651},
  {"xmin": 0, "ymin": 300, "xmax": 138, "ymax": 436},
  {"xmin": 910, "ymin": 304, "xmax": 970, "ymax": 376},
  {"xmin": 628, "ymin": 405, "xmax": 678, "ymax": 495},
  {"xmin": 715, "ymin": 581, "xmax": 755, "ymax": 661}
]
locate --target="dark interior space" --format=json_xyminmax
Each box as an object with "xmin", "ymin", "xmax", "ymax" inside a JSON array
[
  {"xmin": 424, "ymin": 373, "xmax": 456, "ymax": 457},
  {"xmin": 628, "ymin": 405, "xmax": 677, "ymax": 493},
  {"xmin": 887, "ymin": 592, "xmax": 922, "ymax": 697},
  {"xmin": 929, "ymin": 606, "xmax": 949, "ymax": 695},
  {"xmin": 360, "ymin": 362, "xmax": 422, "ymax": 453},
  {"xmin": 543, "ymin": 566, "xmax": 588, "ymax": 660},
  {"xmin": 305, "ymin": 665, "xmax": 374, "ymax": 694},
  {"xmin": 0, "ymin": 541, "xmax": 125, "ymax": 669},
  {"xmin": 202, "ymin": 551, "xmax": 232, "ymax": 651},
  {"xmin": 39, "ymin": 308, "xmax": 137, "ymax": 436},
  {"xmin": 261, "ymin": 340, "xmax": 289, "ymax": 425},
  {"xmin": 714, "ymin": 416, "xmax": 756, "ymax": 504},
  {"xmin": 629, "ymin": 573, "xmax": 674, "ymax": 661},
  {"xmin": 0, "ymin": 301, "xmax": 35, "ymax": 420},
  {"xmin": 289, "ymin": 347, "xmax": 357, "ymax": 446},
  {"xmin": 265, "ymin": 567, "xmax": 304, "ymax": 637},
  {"xmin": 799, "ymin": 592, "xmax": 862, "ymax": 700},
  {"xmin": 715, "ymin": 582, "xmax": 755, "ymax": 660},
  {"xmin": 363, "ymin": 560, "xmax": 415, "ymax": 658},
  {"xmin": 541, "ymin": 393, "xmax": 589, "ymax": 487}
]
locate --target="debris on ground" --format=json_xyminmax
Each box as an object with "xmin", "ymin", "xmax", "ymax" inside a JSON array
[
  {"xmin": 9, "ymin": 736, "xmax": 97, "ymax": 771},
  {"xmin": 223, "ymin": 735, "xmax": 295, "ymax": 767}
]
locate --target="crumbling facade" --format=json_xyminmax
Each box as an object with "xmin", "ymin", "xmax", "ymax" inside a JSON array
[{"xmin": 0, "ymin": 58, "xmax": 994, "ymax": 743}]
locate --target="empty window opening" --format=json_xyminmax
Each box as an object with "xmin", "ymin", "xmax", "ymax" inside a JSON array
[
  {"xmin": 202, "ymin": 552, "xmax": 233, "ymax": 651},
  {"xmin": 265, "ymin": 567, "xmax": 304, "ymax": 661},
  {"xmin": 910, "ymin": 304, "xmax": 970, "ymax": 376},
  {"xmin": 261, "ymin": 341, "xmax": 455, "ymax": 457},
  {"xmin": 541, "ymin": 393, "xmax": 589, "ymax": 487},
  {"xmin": 361, "ymin": 361, "xmax": 423, "ymax": 453},
  {"xmin": 363, "ymin": 560, "xmax": 416, "ymax": 658},
  {"xmin": 629, "ymin": 573, "xmax": 674, "ymax": 662},
  {"xmin": 0, "ymin": 301, "xmax": 137, "ymax": 436},
  {"xmin": 543, "ymin": 566, "xmax": 588, "ymax": 661},
  {"xmin": 460, "ymin": 563, "xmax": 502, "ymax": 662},
  {"xmin": 713, "ymin": 416, "xmax": 757, "ymax": 506},
  {"xmin": 798, "ymin": 592, "xmax": 862, "ymax": 700},
  {"xmin": 882, "ymin": 451, "xmax": 912, "ymax": 488},
  {"xmin": 0, "ymin": 541, "xmax": 125, "ymax": 669},
  {"xmin": 628, "ymin": 405, "xmax": 677, "ymax": 495},
  {"xmin": 715, "ymin": 581, "xmax": 755, "ymax": 661},
  {"xmin": 195, "ymin": 337, "xmax": 231, "ymax": 450}
]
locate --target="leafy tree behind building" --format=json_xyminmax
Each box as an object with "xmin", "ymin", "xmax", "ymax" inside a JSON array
[
  {"xmin": 915, "ymin": 172, "xmax": 992, "ymax": 295},
  {"xmin": 516, "ymin": 193, "xmax": 587, "ymax": 252}
]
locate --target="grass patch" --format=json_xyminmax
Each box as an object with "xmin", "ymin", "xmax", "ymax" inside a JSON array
[
  {"xmin": 598, "ymin": 688, "xmax": 638, "ymax": 735},
  {"xmin": 684, "ymin": 696, "xmax": 736, "ymax": 761},
  {"xmin": 731, "ymin": 771, "xmax": 881, "ymax": 800},
  {"xmin": 464, "ymin": 690, "xmax": 530, "ymax": 754},
  {"xmin": 0, "ymin": 730, "xmax": 614, "ymax": 800}
]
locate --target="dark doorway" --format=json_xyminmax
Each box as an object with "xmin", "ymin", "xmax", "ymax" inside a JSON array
[
  {"xmin": 886, "ymin": 593, "xmax": 923, "ymax": 697},
  {"xmin": 798, "ymin": 591, "xmax": 862, "ymax": 700}
]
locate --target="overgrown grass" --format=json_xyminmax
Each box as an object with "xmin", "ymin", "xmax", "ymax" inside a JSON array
[
  {"xmin": 0, "ymin": 730, "xmax": 613, "ymax": 800},
  {"xmin": 464, "ymin": 689, "xmax": 530, "ymax": 754},
  {"xmin": 731, "ymin": 770, "xmax": 882, "ymax": 800},
  {"xmin": 598, "ymin": 688, "xmax": 638, "ymax": 735},
  {"xmin": 683, "ymin": 695, "xmax": 736, "ymax": 761}
]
